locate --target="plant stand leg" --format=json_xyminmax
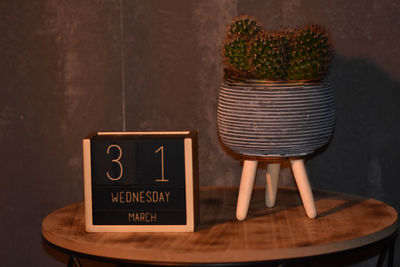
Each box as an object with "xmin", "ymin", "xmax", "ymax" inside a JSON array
[
  {"xmin": 67, "ymin": 254, "xmax": 81, "ymax": 267},
  {"xmin": 265, "ymin": 163, "xmax": 280, "ymax": 208},
  {"xmin": 290, "ymin": 159, "xmax": 317, "ymax": 219},
  {"xmin": 236, "ymin": 160, "xmax": 258, "ymax": 221}
]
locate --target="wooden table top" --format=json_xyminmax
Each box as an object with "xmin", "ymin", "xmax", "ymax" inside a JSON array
[{"xmin": 42, "ymin": 187, "xmax": 398, "ymax": 265}]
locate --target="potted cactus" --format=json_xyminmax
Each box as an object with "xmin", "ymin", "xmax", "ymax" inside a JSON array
[{"xmin": 217, "ymin": 16, "xmax": 335, "ymax": 220}]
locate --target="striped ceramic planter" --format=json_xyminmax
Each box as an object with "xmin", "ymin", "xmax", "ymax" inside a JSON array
[{"xmin": 217, "ymin": 79, "xmax": 336, "ymax": 158}]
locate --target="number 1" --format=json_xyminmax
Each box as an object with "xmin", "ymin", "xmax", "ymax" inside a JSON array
[{"xmin": 155, "ymin": 146, "xmax": 168, "ymax": 182}]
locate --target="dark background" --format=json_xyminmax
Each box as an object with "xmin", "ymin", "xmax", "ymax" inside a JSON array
[{"xmin": 1, "ymin": 0, "xmax": 399, "ymax": 266}]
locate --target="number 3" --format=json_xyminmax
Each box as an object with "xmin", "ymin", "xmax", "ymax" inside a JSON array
[{"xmin": 106, "ymin": 144, "xmax": 123, "ymax": 181}]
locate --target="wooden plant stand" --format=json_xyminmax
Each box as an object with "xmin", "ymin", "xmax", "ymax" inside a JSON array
[{"xmin": 237, "ymin": 158, "xmax": 316, "ymax": 220}]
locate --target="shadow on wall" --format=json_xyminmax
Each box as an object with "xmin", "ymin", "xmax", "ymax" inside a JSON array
[
  {"xmin": 308, "ymin": 53, "xmax": 400, "ymax": 206},
  {"xmin": 307, "ymin": 53, "xmax": 400, "ymax": 267}
]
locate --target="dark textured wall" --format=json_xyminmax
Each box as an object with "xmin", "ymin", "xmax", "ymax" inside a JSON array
[{"xmin": 1, "ymin": 0, "xmax": 399, "ymax": 266}]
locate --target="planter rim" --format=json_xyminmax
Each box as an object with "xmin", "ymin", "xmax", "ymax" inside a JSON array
[{"xmin": 225, "ymin": 77, "xmax": 325, "ymax": 86}]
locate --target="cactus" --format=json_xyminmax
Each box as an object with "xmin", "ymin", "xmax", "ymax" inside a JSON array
[
  {"xmin": 223, "ymin": 37, "xmax": 252, "ymax": 74},
  {"xmin": 223, "ymin": 16, "xmax": 261, "ymax": 75},
  {"xmin": 287, "ymin": 26, "xmax": 331, "ymax": 81},
  {"xmin": 227, "ymin": 15, "xmax": 261, "ymax": 40},
  {"xmin": 249, "ymin": 32, "xmax": 289, "ymax": 80},
  {"xmin": 222, "ymin": 16, "xmax": 332, "ymax": 81}
]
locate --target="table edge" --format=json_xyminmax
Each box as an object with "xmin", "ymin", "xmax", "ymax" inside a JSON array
[{"xmin": 42, "ymin": 187, "xmax": 399, "ymax": 264}]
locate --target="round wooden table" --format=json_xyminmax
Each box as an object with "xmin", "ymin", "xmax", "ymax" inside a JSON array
[{"xmin": 42, "ymin": 187, "xmax": 398, "ymax": 266}]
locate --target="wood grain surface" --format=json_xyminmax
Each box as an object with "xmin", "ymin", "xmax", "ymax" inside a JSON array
[{"xmin": 42, "ymin": 187, "xmax": 398, "ymax": 265}]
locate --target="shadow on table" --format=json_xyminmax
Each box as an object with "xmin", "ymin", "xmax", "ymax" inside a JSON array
[{"xmin": 196, "ymin": 187, "xmax": 364, "ymax": 230}]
